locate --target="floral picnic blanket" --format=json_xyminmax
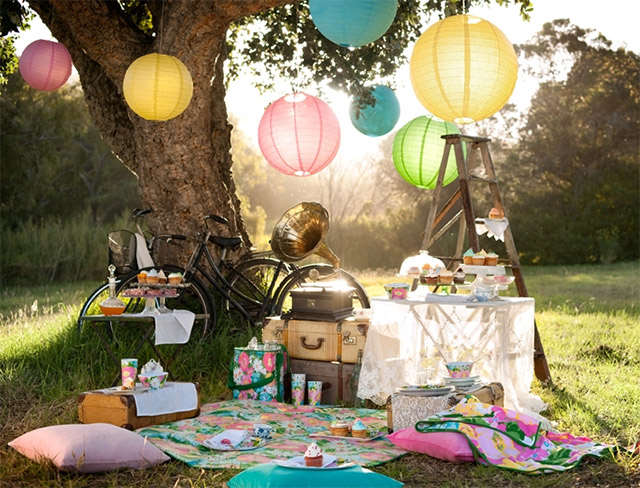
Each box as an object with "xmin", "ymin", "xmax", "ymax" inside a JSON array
[
  {"xmin": 415, "ymin": 396, "xmax": 614, "ymax": 474},
  {"xmin": 136, "ymin": 399, "xmax": 406, "ymax": 469}
]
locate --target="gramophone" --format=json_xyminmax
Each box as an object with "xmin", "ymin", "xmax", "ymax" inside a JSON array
[{"xmin": 271, "ymin": 202, "xmax": 355, "ymax": 321}]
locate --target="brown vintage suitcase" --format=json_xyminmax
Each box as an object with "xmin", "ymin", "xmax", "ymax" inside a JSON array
[
  {"xmin": 387, "ymin": 382, "xmax": 505, "ymax": 432},
  {"xmin": 262, "ymin": 316, "xmax": 368, "ymax": 364},
  {"xmin": 290, "ymin": 358, "xmax": 355, "ymax": 405},
  {"xmin": 78, "ymin": 382, "xmax": 201, "ymax": 430}
]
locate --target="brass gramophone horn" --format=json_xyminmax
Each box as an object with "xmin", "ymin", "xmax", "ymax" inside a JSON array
[{"xmin": 270, "ymin": 202, "xmax": 340, "ymax": 269}]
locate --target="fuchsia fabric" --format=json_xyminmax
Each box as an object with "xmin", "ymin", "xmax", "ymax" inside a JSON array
[{"xmin": 387, "ymin": 428, "xmax": 474, "ymax": 462}]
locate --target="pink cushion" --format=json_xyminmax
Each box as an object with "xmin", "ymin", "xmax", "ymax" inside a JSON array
[
  {"xmin": 8, "ymin": 423, "xmax": 170, "ymax": 473},
  {"xmin": 387, "ymin": 427, "xmax": 475, "ymax": 462}
]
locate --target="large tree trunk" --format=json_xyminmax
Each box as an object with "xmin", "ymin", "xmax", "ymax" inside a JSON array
[{"xmin": 27, "ymin": 0, "xmax": 296, "ymax": 264}]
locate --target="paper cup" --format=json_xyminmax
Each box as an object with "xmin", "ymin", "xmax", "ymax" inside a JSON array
[
  {"xmin": 253, "ymin": 423, "xmax": 273, "ymax": 439},
  {"xmin": 291, "ymin": 373, "xmax": 306, "ymax": 383},
  {"xmin": 121, "ymin": 358, "xmax": 138, "ymax": 390},
  {"xmin": 291, "ymin": 380, "xmax": 305, "ymax": 407},
  {"xmin": 307, "ymin": 381, "xmax": 322, "ymax": 406}
]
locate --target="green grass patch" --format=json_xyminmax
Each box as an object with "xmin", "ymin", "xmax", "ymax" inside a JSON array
[{"xmin": 1, "ymin": 262, "xmax": 639, "ymax": 486}]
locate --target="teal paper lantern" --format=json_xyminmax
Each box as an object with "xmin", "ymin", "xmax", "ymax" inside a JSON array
[
  {"xmin": 309, "ymin": 0, "xmax": 398, "ymax": 47},
  {"xmin": 349, "ymin": 85, "xmax": 401, "ymax": 137},
  {"xmin": 392, "ymin": 116, "xmax": 463, "ymax": 189}
]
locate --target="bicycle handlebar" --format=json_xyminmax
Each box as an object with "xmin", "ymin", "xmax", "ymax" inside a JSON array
[
  {"xmin": 205, "ymin": 214, "xmax": 228, "ymax": 226},
  {"xmin": 133, "ymin": 208, "xmax": 153, "ymax": 218}
]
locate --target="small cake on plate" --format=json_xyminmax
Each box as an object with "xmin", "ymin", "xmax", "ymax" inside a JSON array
[
  {"xmin": 472, "ymin": 253, "xmax": 485, "ymax": 266},
  {"xmin": 463, "ymin": 248, "xmax": 474, "ymax": 265},
  {"xmin": 485, "ymin": 252, "xmax": 499, "ymax": 266},
  {"xmin": 438, "ymin": 270, "xmax": 453, "ymax": 284},
  {"xmin": 329, "ymin": 421, "xmax": 349, "ymax": 437},
  {"xmin": 168, "ymin": 272, "xmax": 183, "ymax": 284},
  {"xmin": 489, "ymin": 207, "xmax": 504, "ymax": 220},
  {"xmin": 157, "ymin": 269, "xmax": 168, "ymax": 284},
  {"xmin": 453, "ymin": 267, "xmax": 466, "ymax": 284},
  {"xmin": 146, "ymin": 269, "xmax": 160, "ymax": 284},
  {"xmin": 351, "ymin": 418, "xmax": 367, "ymax": 438},
  {"xmin": 137, "ymin": 270, "xmax": 148, "ymax": 284},
  {"xmin": 304, "ymin": 442, "xmax": 323, "ymax": 467}
]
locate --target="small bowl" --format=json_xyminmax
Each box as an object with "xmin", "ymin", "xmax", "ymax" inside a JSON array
[
  {"xmin": 138, "ymin": 372, "xmax": 169, "ymax": 389},
  {"xmin": 383, "ymin": 283, "xmax": 410, "ymax": 300},
  {"xmin": 445, "ymin": 361, "xmax": 474, "ymax": 378}
]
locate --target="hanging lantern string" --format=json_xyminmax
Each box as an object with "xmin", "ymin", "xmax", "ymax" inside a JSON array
[
  {"xmin": 290, "ymin": 3, "xmax": 299, "ymax": 94},
  {"xmin": 159, "ymin": 0, "xmax": 166, "ymax": 53}
]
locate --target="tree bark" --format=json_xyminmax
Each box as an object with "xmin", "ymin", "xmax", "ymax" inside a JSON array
[{"xmin": 26, "ymin": 0, "xmax": 301, "ymax": 264}]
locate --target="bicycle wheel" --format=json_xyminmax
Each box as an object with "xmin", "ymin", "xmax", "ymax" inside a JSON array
[
  {"xmin": 273, "ymin": 264, "xmax": 370, "ymax": 317},
  {"xmin": 115, "ymin": 266, "xmax": 216, "ymax": 338},
  {"xmin": 223, "ymin": 258, "xmax": 291, "ymax": 326}
]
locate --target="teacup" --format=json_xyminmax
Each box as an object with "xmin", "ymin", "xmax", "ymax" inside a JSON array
[
  {"xmin": 253, "ymin": 423, "xmax": 273, "ymax": 440},
  {"xmin": 445, "ymin": 361, "xmax": 474, "ymax": 378}
]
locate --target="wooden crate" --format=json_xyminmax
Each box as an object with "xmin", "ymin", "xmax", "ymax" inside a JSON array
[
  {"xmin": 78, "ymin": 382, "xmax": 200, "ymax": 430},
  {"xmin": 387, "ymin": 382, "xmax": 504, "ymax": 432},
  {"xmin": 263, "ymin": 316, "xmax": 368, "ymax": 364},
  {"xmin": 289, "ymin": 358, "xmax": 355, "ymax": 405}
]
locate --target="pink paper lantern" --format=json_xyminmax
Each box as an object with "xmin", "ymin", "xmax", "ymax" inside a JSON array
[
  {"xmin": 19, "ymin": 40, "xmax": 72, "ymax": 92},
  {"xmin": 258, "ymin": 93, "xmax": 341, "ymax": 176}
]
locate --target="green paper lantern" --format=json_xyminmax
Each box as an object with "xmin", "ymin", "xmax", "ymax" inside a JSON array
[{"xmin": 392, "ymin": 116, "xmax": 462, "ymax": 189}]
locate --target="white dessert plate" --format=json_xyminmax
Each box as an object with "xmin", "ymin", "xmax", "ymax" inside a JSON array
[
  {"xmin": 202, "ymin": 436, "xmax": 266, "ymax": 451},
  {"xmin": 397, "ymin": 385, "xmax": 454, "ymax": 396},
  {"xmin": 445, "ymin": 375, "xmax": 480, "ymax": 383},
  {"xmin": 273, "ymin": 455, "xmax": 346, "ymax": 469},
  {"xmin": 309, "ymin": 431, "xmax": 384, "ymax": 442}
]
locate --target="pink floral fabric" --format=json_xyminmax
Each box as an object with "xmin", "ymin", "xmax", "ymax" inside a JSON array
[{"xmin": 415, "ymin": 396, "xmax": 615, "ymax": 474}]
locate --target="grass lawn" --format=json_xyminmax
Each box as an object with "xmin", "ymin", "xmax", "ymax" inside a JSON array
[{"xmin": 1, "ymin": 262, "xmax": 639, "ymax": 487}]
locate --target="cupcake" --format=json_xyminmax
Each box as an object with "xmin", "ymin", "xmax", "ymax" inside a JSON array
[
  {"xmin": 426, "ymin": 268, "xmax": 438, "ymax": 285},
  {"xmin": 351, "ymin": 418, "xmax": 367, "ymax": 438},
  {"xmin": 438, "ymin": 270, "xmax": 453, "ymax": 284},
  {"xmin": 157, "ymin": 269, "xmax": 168, "ymax": 284},
  {"xmin": 168, "ymin": 272, "xmax": 183, "ymax": 284},
  {"xmin": 463, "ymin": 249, "xmax": 475, "ymax": 265},
  {"xmin": 329, "ymin": 421, "xmax": 349, "ymax": 437},
  {"xmin": 146, "ymin": 269, "xmax": 159, "ymax": 284},
  {"xmin": 453, "ymin": 267, "xmax": 466, "ymax": 284},
  {"xmin": 472, "ymin": 253, "xmax": 485, "ymax": 266},
  {"xmin": 485, "ymin": 252, "xmax": 499, "ymax": 266},
  {"xmin": 304, "ymin": 442, "xmax": 323, "ymax": 467},
  {"xmin": 137, "ymin": 270, "xmax": 148, "ymax": 284},
  {"xmin": 489, "ymin": 206, "xmax": 504, "ymax": 220}
]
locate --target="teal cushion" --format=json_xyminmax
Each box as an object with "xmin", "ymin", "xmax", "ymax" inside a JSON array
[{"xmin": 227, "ymin": 464, "xmax": 403, "ymax": 488}]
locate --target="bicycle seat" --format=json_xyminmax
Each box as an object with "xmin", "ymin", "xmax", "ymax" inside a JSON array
[{"xmin": 208, "ymin": 235, "xmax": 243, "ymax": 249}]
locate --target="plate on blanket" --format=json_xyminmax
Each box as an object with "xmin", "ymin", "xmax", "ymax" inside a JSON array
[
  {"xmin": 273, "ymin": 455, "xmax": 355, "ymax": 469},
  {"xmin": 309, "ymin": 431, "xmax": 385, "ymax": 442},
  {"xmin": 396, "ymin": 385, "xmax": 453, "ymax": 396},
  {"xmin": 202, "ymin": 436, "xmax": 266, "ymax": 451}
]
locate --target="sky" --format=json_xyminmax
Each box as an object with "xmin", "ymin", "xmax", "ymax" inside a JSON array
[{"xmin": 13, "ymin": 0, "xmax": 640, "ymax": 160}]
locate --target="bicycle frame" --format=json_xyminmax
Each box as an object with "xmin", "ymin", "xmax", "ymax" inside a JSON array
[{"xmin": 182, "ymin": 228, "xmax": 287, "ymax": 327}]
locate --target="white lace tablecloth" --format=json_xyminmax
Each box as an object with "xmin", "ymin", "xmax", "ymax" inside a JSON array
[{"xmin": 358, "ymin": 295, "xmax": 546, "ymax": 413}]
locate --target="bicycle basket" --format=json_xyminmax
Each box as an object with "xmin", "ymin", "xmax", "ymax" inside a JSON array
[{"xmin": 108, "ymin": 230, "xmax": 137, "ymax": 274}]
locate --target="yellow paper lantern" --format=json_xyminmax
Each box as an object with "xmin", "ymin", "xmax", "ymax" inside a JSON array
[
  {"xmin": 410, "ymin": 14, "xmax": 518, "ymax": 124},
  {"xmin": 123, "ymin": 53, "xmax": 193, "ymax": 121}
]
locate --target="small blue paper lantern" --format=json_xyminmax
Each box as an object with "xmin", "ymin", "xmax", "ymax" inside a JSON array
[
  {"xmin": 309, "ymin": 0, "xmax": 398, "ymax": 48},
  {"xmin": 392, "ymin": 116, "xmax": 464, "ymax": 189},
  {"xmin": 349, "ymin": 85, "xmax": 401, "ymax": 137}
]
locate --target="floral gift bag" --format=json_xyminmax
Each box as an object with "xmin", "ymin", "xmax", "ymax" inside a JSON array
[{"xmin": 228, "ymin": 346, "xmax": 287, "ymax": 402}]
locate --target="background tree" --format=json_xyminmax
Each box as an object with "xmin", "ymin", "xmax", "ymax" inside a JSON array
[
  {"xmin": 1, "ymin": 0, "xmax": 531, "ymax": 265},
  {"xmin": 498, "ymin": 20, "xmax": 639, "ymax": 264},
  {"xmin": 0, "ymin": 73, "xmax": 139, "ymax": 229}
]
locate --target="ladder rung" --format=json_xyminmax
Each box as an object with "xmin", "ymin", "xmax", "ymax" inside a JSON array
[{"xmin": 469, "ymin": 175, "xmax": 497, "ymax": 183}]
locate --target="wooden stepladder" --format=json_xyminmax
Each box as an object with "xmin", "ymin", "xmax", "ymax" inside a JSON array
[{"xmin": 422, "ymin": 134, "xmax": 552, "ymax": 384}]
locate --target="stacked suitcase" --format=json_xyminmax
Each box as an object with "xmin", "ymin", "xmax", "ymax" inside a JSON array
[{"xmin": 262, "ymin": 286, "xmax": 368, "ymax": 405}]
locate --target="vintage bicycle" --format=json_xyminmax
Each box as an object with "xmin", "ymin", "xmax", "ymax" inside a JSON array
[{"xmin": 78, "ymin": 203, "xmax": 370, "ymax": 337}]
